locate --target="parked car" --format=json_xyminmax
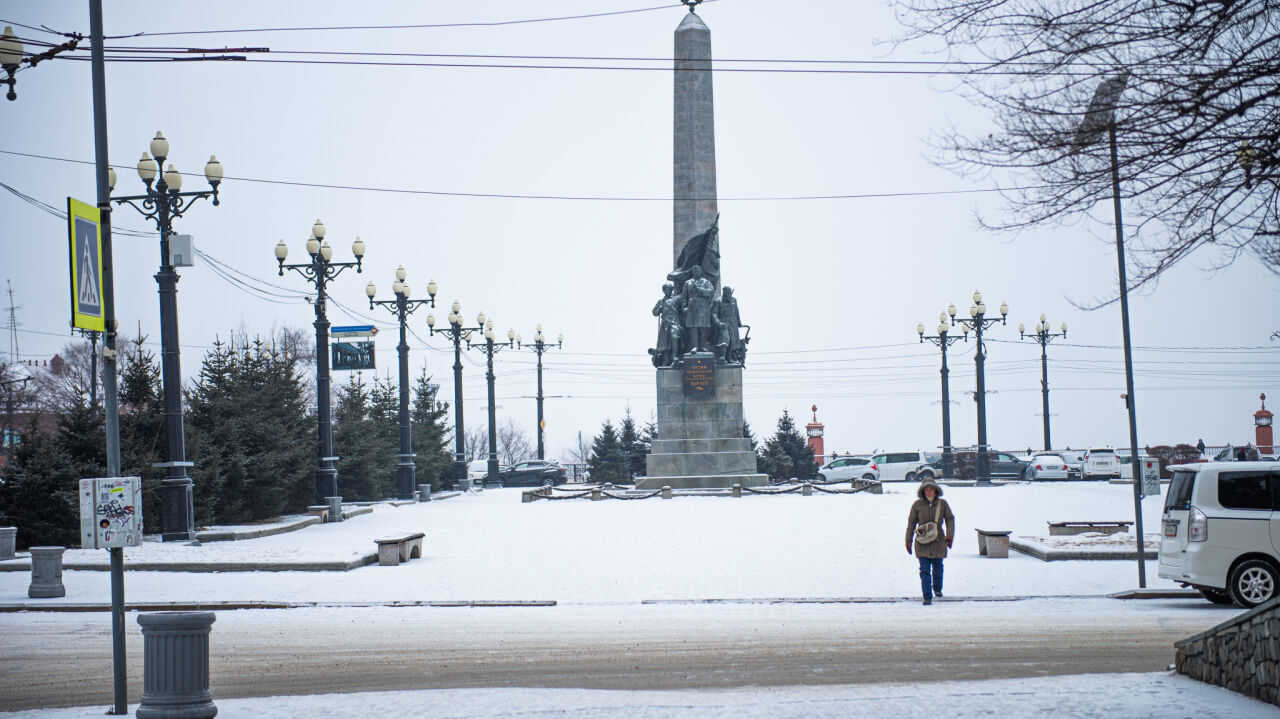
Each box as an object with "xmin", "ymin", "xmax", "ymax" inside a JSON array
[
  {"xmin": 817, "ymin": 456, "xmax": 880, "ymax": 483},
  {"xmin": 1158, "ymin": 461, "xmax": 1280, "ymax": 608},
  {"xmin": 869, "ymin": 451, "xmax": 932, "ymax": 482},
  {"xmin": 1056, "ymin": 450, "xmax": 1085, "ymax": 479},
  {"xmin": 1082, "ymin": 447, "xmax": 1121, "ymax": 480},
  {"xmin": 915, "ymin": 450, "xmax": 1029, "ymax": 481},
  {"xmin": 1027, "ymin": 453, "xmax": 1069, "ymax": 480},
  {"xmin": 499, "ymin": 459, "xmax": 568, "ymax": 487},
  {"xmin": 465, "ymin": 459, "xmax": 490, "ymax": 490}
]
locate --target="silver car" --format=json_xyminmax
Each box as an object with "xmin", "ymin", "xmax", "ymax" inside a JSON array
[
  {"xmin": 1028, "ymin": 453, "xmax": 1069, "ymax": 480},
  {"xmin": 817, "ymin": 456, "xmax": 880, "ymax": 483}
]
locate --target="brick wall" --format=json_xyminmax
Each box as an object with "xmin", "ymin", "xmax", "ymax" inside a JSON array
[{"xmin": 1175, "ymin": 598, "xmax": 1279, "ymax": 706}]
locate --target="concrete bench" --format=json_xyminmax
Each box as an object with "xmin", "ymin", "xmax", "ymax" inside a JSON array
[
  {"xmin": 975, "ymin": 529, "xmax": 1011, "ymax": 558},
  {"xmin": 307, "ymin": 505, "xmax": 329, "ymax": 522},
  {"xmin": 1048, "ymin": 521, "xmax": 1133, "ymax": 536},
  {"xmin": 375, "ymin": 532, "xmax": 425, "ymax": 566}
]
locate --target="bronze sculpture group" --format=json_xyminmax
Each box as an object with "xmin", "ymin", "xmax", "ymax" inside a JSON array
[
  {"xmin": 649, "ymin": 266, "xmax": 747, "ymax": 368},
  {"xmin": 650, "ymin": 216, "xmax": 748, "ymax": 368}
]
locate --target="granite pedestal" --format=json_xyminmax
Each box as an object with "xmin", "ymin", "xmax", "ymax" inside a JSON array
[{"xmin": 638, "ymin": 354, "xmax": 767, "ymax": 489}]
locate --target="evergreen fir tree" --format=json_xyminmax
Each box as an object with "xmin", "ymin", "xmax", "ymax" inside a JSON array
[
  {"xmin": 118, "ymin": 336, "xmax": 166, "ymax": 533},
  {"xmin": 0, "ymin": 418, "xmax": 77, "ymax": 548},
  {"xmin": 587, "ymin": 420, "xmax": 629, "ymax": 483},
  {"xmin": 186, "ymin": 337, "xmax": 313, "ymax": 524},
  {"xmin": 618, "ymin": 409, "xmax": 646, "ymax": 480},
  {"xmin": 410, "ymin": 369, "xmax": 453, "ymax": 492},
  {"xmin": 0, "ymin": 398, "xmax": 104, "ymax": 548},
  {"xmin": 757, "ymin": 410, "xmax": 819, "ymax": 481},
  {"xmin": 331, "ymin": 372, "xmax": 397, "ymax": 501}
]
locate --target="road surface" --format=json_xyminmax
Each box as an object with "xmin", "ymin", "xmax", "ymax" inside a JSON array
[{"xmin": 0, "ymin": 598, "xmax": 1239, "ymax": 711}]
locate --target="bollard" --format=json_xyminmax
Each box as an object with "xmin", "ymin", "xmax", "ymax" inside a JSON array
[
  {"xmin": 522, "ymin": 490, "xmax": 535, "ymax": 503},
  {"xmin": 661, "ymin": 486, "xmax": 672, "ymax": 499},
  {"xmin": 418, "ymin": 483, "xmax": 432, "ymax": 502},
  {"xmin": 325, "ymin": 496, "xmax": 344, "ymax": 523},
  {"xmin": 28, "ymin": 546, "xmax": 65, "ymax": 598},
  {"xmin": 732, "ymin": 484, "xmax": 742, "ymax": 498},
  {"xmin": 136, "ymin": 611, "xmax": 217, "ymax": 719},
  {"xmin": 802, "ymin": 483, "xmax": 813, "ymax": 496},
  {"xmin": 0, "ymin": 526, "xmax": 15, "ymax": 560},
  {"xmin": 590, "ymin": 488, "xmax": 603, "ymax": 501}
]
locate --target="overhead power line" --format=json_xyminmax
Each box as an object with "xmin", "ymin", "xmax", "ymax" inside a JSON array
[
  {"xmin": 1, "ymin": 3, "xmax": 718, "ymax": 40},
  {"xmin": 0, "ymin": 149, "xmax": 1026, "ymax": 202}
]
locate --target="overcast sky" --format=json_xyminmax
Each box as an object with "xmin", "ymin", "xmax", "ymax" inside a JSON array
[{"xmin": 2, "ymin": 0, "xmax": 1277, "ymax": 463}]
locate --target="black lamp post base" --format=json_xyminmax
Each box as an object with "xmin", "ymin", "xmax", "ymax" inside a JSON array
[
  {"xmin": 396, "ymin": 461, "xmax": 416, "ymax": 501},
  {"xmin": 160, "ymin": 478, "xmax": 196, "ymax": 542}
]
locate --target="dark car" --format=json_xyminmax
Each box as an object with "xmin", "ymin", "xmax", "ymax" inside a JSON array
[
  {"xmin": 915, "ymin": 450, "xmax": 1031, "ymax": 481},
  {"xmin": 499, "ymin": 460, "xmax": 567, "ymax": 487}
]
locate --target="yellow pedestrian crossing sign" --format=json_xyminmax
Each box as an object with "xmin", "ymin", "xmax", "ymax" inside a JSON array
[{"xmin": 67, "ymin": 197, "xmax": 105, "ymax": 332}]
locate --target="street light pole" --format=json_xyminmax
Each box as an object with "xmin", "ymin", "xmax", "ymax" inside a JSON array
[
  {"xmin": 949, "ymin": 292, "xmax": 1008, "ymax": 485},
  {"xmin": 276, "ymin": 220, "xmax": 366, "ymax": 512},
  {"xmin": 426, "ymin": 302, "xmax": 482, "ymax": 490},
  {"xmin": 1077, "ymin": 72, "xmax": 1146, "ymax": 587},
  {"xmin": 1020, "ymin": 315, "xmax": 1068, "ymax": 451},
  {"xmin": 367, "ymin": 268, "xmax": 436, "ymax": 500},
  {"xmin": 112, "ymin": 133, "xmax": 223, "ymax": 542},
  {"xmin": 469, "ymin": 322, "xmax": 516, "ymax": 485},
  {"xmin": 516, "ymin": 325, "xmax": 563, "ymax": 460},
  {"xmin": 918, "ymin": 315, "xmax": 966, "ymax": 480}
]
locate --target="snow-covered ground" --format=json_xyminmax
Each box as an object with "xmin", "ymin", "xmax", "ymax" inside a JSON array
[
  {"xmin": 4, "ymin": 482, "xmax": 1271, "ymax": 718},
  {"xmin": 0, "ymin": 482, "xmax": 1184, "ymax": 604},
  {"xmin": 2, "ymin": 673, "xmax": 1277, "ymax": 719}
]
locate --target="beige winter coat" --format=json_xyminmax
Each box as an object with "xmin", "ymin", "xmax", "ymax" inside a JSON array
[{"xmin": 906, "ymin": 496, "xmax": 955, "ymax": 559}]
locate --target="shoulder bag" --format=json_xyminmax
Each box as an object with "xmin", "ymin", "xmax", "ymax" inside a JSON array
[{"xmin": 915, "ymin": 501, "xmax": 942, "ymax": 544}]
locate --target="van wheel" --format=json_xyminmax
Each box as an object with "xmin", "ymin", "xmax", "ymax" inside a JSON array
[
  {"xmin": 1197, "ymin": 587, "xmax": 1234, "ymax": 605},
  {"xmin": 905, "ymin": 472, "xmax": 916, "ymax": 483},
  {"xmin": 1228, "ymin": 559, "xmax": 1278, "ymax": 608}
]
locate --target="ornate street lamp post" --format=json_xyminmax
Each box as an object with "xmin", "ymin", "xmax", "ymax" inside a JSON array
[
  {"xmin": 918, "ymin": 314, "xmax": 967, "ymax": 480},
  {"xmin": 112, "ymin": 132, "xmax": 223, "ymax": 541},
  {"xmin": 275, "ymin": 220, "xmax": 366, "ymax": 514},
  {"xmin": 1020, "ymin": 314, "xmax": 1068, "ymax": 452},
  {"xmin": 469, "ymin": 321, "xmax": 516, "ymax": 486},
  {"xmin": 366, "ymin": 268, "xmax": 436, "ymax": 500},
  {"xmin": 948, "ymin": 291, "xmax": 1008, "ymax": 485},
  {"xmin": 426, "ymin": 302, "xmax": 483, "ymax": 490},
  {"xmin": 516, "ymin": 325, "xmax": 563, "ymax": 460}
]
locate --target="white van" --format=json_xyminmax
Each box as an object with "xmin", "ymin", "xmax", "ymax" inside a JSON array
[
  {"xmin": 1158, "ymin": 461, "xmax": 1280, "ymax": 607},
  {"xmin": 870, "ymin": 451, "xmax": 930, "ymax": 482}
]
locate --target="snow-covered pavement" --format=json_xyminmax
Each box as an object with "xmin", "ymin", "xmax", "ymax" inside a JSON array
[
  {"xmin": 0, "ymin": 482, "xmax": 1186, "ymax": 604},
  {"xmin": 3, "ymin": 482, "xmax": 1270, "ymax": 718}
]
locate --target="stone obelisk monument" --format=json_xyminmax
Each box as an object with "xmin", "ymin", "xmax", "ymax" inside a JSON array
[
  {"xmin": 637, "ymin": 1, "xmax": 767, "ymax": 490},
  {"xmin": 672, "ymin": 5, "xmax": 717, "ymax": 274}
]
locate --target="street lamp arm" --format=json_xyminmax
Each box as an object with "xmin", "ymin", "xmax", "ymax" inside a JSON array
[{"xmin": 371, "ymin": 297, "xmax": 435, "ymax": 315}]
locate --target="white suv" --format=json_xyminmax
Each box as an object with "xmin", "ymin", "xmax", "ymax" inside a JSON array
[
  {"xmin": 870, "ymin": 451, "xmax": 930, "ymax": 482},
  {"xmin": 1082, "ymin": 447, "xmax": 1121, "ymax": 480},
  {"xmin": 817, "ymin": 456, "xmax": 880, "ymax": 483},
  {"xmin": 1158, "ymin": 461, "xmax": 1279, "ymax": 608}
]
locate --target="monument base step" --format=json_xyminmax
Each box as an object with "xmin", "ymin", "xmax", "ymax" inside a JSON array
[{"xmin": 635, "ymin": 473, "xmax": 770, "ymax": 490}]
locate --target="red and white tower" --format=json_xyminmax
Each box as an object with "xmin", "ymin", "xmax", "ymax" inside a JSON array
[
  {"xmin": 1255, "ymin": 393, "xmax": 1273, "ymax": 454},
  {"xmin": 805, "ymin": 405, "xmax": 825, "ymax": 465}
]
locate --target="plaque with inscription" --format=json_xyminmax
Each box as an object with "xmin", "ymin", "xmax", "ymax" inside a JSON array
[{"xmin": 683, "ymin": 356, "xmax": 715, "ymax": 396}]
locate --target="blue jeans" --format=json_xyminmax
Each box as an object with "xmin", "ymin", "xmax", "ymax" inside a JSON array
[{"xmin": 918, "ymin": 557, "xmax": 944, "ymax": 600}]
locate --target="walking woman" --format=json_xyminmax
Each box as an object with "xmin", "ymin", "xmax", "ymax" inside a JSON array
[{"xmin": 905, "ymin": 478, "xmax": 955, "ymax": 605}]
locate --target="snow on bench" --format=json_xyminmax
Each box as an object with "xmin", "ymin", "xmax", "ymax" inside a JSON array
[
  {"xmin": 1047, "ymin": 521, "xmax": 1133, "ymax": 536},
  {"xmin": 375, "ymin": 532, "xmax": 425, "ymax": 566}
]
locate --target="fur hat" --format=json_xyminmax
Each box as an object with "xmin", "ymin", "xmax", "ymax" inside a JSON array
[{"xmin": 917, "ymin": 477, "xmax": 944, "ymax": 499}]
